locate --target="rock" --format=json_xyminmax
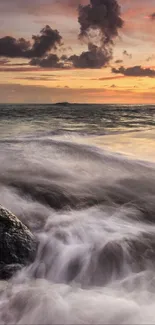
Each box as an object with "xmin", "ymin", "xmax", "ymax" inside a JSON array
[
  {"xmin": 97, "ymin": 241, "xmax": 124, "ymax": 284},
  {"xmin": 67, "ymin": 257, "xmax": 82, "ymax": 282},
  {"xmin": 0, "ymin": 264, "xmax": 23, "ymax": 279},
  {"xmin": 0, "ymin": 205, "xmax": 37, "ymax": 279}
]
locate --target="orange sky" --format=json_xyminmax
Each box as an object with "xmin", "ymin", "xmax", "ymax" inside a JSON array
[{"xmin": 0, "ymin": 0, "xmax": 155, "ymax": 103}]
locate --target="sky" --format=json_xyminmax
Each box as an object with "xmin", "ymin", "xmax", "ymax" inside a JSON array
[{"xmin": 0, "ymin": 0, "xmax": 155, "ymax": 104}]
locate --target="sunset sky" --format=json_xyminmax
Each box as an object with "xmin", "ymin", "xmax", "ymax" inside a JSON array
[{"xmin": 0, "ymin": 0, "xmax": 155, "ymax": 104}]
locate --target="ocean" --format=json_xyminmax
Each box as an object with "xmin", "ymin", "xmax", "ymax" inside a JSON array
[{"xmin": 0, "ymin": 103, "xmax": 155, "ymax": 324}]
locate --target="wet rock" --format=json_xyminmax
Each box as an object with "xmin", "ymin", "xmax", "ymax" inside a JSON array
[
  {"xmin": 0, "ymin": 264, "xmax": 23, "ymax": 280},
  {"xmin": 67, "ymin": 257, "xmax": 82, "ymax": 282},
  {"xmin": 0, "ymin": 205, "xmax": 37, "ymax": 279},
  {"xmin": 97, "ymin": 241, "xmax": 124, "ymax": 284}
]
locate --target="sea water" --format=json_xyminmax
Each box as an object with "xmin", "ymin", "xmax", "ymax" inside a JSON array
[{"xmin": 0, "ymin": 103, "xmax": 155, "ymax": 324}]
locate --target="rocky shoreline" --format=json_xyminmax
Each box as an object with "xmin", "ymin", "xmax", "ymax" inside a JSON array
[{"xmin": 0, "ymin": 205, "xmax": 37, "ymax": 279}]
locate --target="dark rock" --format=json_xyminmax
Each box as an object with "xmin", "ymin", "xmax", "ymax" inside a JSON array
[
  {"xmin": 0, "ymin": 264, "xmax": 23, "ymax": 280},
  {"xmin": 97, "ymin": 241, "xmax": 124, "ymax": 285},
  {"xmin": 67, "ymin": 257, "xmax": 82, "ymax": 282},
  {"xmin": 98, "ymin": 241, "xmax": 124, "ymax": 273},
  {"xmin": 0, "ymin": 205, "xmax": 37, "ymax": 279}
]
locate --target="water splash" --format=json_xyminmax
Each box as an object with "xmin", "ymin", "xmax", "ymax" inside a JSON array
[{"xmin": 0, "ymin": 138, "xmax": 155, "ymax": 324}]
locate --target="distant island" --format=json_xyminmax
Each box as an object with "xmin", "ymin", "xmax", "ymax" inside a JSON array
[{"xmin": 55, "ymin": 102, "xmax": 71, "ymax": 106}]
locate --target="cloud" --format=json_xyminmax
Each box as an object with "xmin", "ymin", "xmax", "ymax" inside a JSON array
[
  {"xmin": 15, "ymin": 76, "xmax": 59, "ymax": 81},
  {"xmin": 29, "ymin": 53, "xmax": 73, "ymax": 69},
  {"xmin": 6, "ymin": 63, "xmax": 29, "ymax": 66},
  {"xmin": 123, "ymin": 50, "xmax": 132, "ymax": 59},
  {"xmin": 91, "ymin": 75, "xmax": 125, "ymax": 81},
  {"xmin": 149, "ymin": 13, "xmax": 155, "ymax": 20},
  {"xmin": 0, "ymin": 37, "xmax": 31, "ymax": 58},
  {"xmin": 67, "ymin": 0, "xmax": 124, "ymax": 69},
  {"xmin": 0, "ymin": 25, "xmax": 62, "ymax": 58},
  {"xmin": 112, "ymin": 65, "xmax": 155, "ymax": 77},
  {"xmin": 69, "ymin": 42, "xmax": 112, "ymax": 68},
  {"xmin": 98, "ymin": 75, "xmax": 124, "ymax": 80},
  {"xmin": 30, "ymin": 25, "xmax": 62, "ymax": 57},
  {"xmin": 76, "ymin": 0, "xmax": 124, "ymax": 69},
  {"xmin": 78, "ymin": 0, "xmax": 124, "ymax": 45},
  {"xmin": 30, "ymin": 42, "xmax": 112, "ymax": 69},
  {"xmin": 0, "ymin": 0, "xmax": 124, "ymax": 70},
  {"xmin": 30, "ymin": 54, "xmax": 63, "ymax": 68},
  {"xmin": 115, "ymin": 59, "xmax": 123, "ymax": 64},
  {"xmin": 0, "ymin": 66, "xmax": 41, "ymax": 72}
]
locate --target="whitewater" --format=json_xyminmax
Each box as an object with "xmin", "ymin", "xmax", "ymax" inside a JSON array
[{"xmin": 0, "ymin": 103, "xmax": 155, "ymax": 324}]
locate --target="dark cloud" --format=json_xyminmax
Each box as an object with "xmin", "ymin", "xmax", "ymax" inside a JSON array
[
  {"xmin": 72, "ymin": 0, "xmax": 124, "ymax": 70},
  {"xmin": 115, "ymin": 59, "xmax": 123, "ymax": 64},
  {"xmin": 29, "ymin": 52, "xmax": 71, "ymax": 69},
  {"xmin": 112, "ymin": 65, "xmax": 155, "ymax": 77},
  {"xmin": 31, "ymin": 42, "xmax": 112, "ymax": 69},
  {"xmin": 60, "ymin": 54, "xmax": 68, "ymax": 61},
  {"xmin": 0, "ymin": 0, "xmax": 124, "ymax": 70},
  {"xmin": 123, "ymin": 50, "xmax": 132, "ymax": 59},
  {"xmin": 30, "ymin": 54, "xmax": 63, "ymax": 68},
  {"xmin": 149, "ymin": 13, "xmax": 155, "ymax": 20},
  {"xmin": 29, "ymin": 25, "xmax": 62, "ymax": 57},
  {"xmin": 0, "ymin": 25, "xmax": 62, "ymax": 59},
  {"xmin": 0, "ymin": 37, "xmax": 31, "ymax": 58},
  {"xmin": 78, "ymin": 0, "xmax": 124, "ymax": 45},
  {"xmin": 69, "ymin": 42, "xmax": 112, "ymax": 68},
  {"xmin": 56, "ymin": 0, "xmax": 124, "ymax": 69},
  {"xmin": 77, "ymin": 0, "xmax": 124, "ymax": 69}
]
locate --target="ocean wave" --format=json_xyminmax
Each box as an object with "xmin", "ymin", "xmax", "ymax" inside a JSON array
[{"xmin": 0, "ymin": 138, "xmax": 155, "ymax": 324}]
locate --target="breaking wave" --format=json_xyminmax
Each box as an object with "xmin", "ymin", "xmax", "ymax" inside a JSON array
[{"xmin": 0, "ymin": 137, "xmax": 155, "ymax": 324}]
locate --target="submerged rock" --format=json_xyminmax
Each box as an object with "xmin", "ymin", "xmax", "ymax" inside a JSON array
[{"xmin": 0, "ymin": 205, "xmax": 37, "ymax": 279}]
